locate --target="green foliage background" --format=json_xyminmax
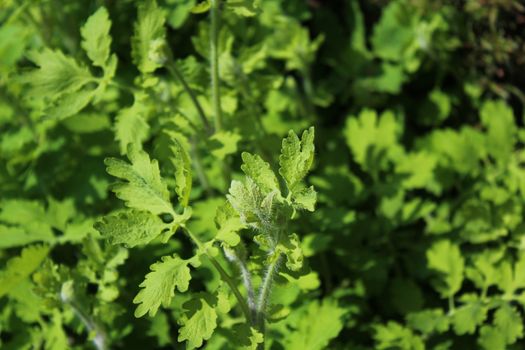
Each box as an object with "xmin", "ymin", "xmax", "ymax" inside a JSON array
[{"xmin": 1, "ymin": 0, "xmax": 525, "ymax": 349}]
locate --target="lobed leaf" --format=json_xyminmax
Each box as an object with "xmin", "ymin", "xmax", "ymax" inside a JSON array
[
  {"xmin": 241, "ymin": 152, "xmax": 280, "ymax": 195},
  {"xmin": 105, "ymin": 145, "xmax": 173, "ymax": 215},
  {"xmin": 427, "ymin": 240, "xmax": 464, "ymax": 297},
  {"xmin": 291, "ymin": 185, "xmax": 316, "ymax": 212},
  {"xmin": 94, "ymin": 209, "xmax": 169, "ymax": 247},
  {"xmin": 133, "ymin": 255, "xmax": 191, "ymax": 317},
  {"xmin": 178, "ymin": 296, "xmax": 218, "ymax": 349},
  {"xmin": 24, "ymin": 49, "xmax": 93, "ymax": 101},
  {"xmin": 452, "ymin": 300, "xmax": 487, "ymax": 335},
  {"xmin": 114, "ymin": 98, "xmax": 150, "ymax": 155},
  {"xmin": 0, "ymin": 245, "xmax": 49, "ymax": 298},
  {"xmin": 132, "ymin": 0, "xmax": 166, "ymax": 74},
  {"xmin": 214, "ymin": 201, "xmax": 244, "ymax": 246},
  {"xmin": 283, "ymin": 299, "xmax": 346, "ymax": 350},
  {"xmin": 81, "ymin": 7, "xmax": 112, "ymax": 68},
  {"xmin": 167, "ymin": 133, "xmax": 192, "ymax": 207},
  {"xmin": 209, "ymin": 131, "xmax": 241, "ymax": 160},
  {"xmin": 279, "ymin": 127, "xmax": 315, "ymax": 193}
]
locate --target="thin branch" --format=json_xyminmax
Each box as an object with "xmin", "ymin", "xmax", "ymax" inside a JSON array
[
  {"xmin": 255, "ymin": 253, "xmax": 282, "ymax": 336},
  {"xmin": 190, "ymin": 139, "xmax": 213, "ymax": 197},
  {"xmin": 182, "ymin": 227, "xmax": 252, "ymax": 324},
  {"xmin": 165, "ymin": 56, "xmax": 211, "ymax": 133},
  {"xmin": 223, "ymin": 246, "xmax": 257, "ymax": 323},
  {"xmin": 210, "ymin": 0, "xmax": 223, "ymax": 132},
  {"xmin": 61, "ymin": 296, "xmax": 107, "ymax": 350}
]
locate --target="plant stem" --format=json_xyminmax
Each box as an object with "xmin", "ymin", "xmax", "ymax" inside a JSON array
[
  {"xmin": 448, "ymin": 295, "xmax": 456, "ymax": 314},
  {"xmin": 255, "ymin": 253, "xmax": 282, "ymax": 336},
  {"xmin": 165, "ymin": 58, "xmax": 211, "ymax": 133},
  {"xmin": 208, "ymin": 0, "xmax": 233, "ymax": 188},
  {"xmin": 296, "ymin": 68, "xmax": 316, "ymax": 120},
  {"xmin": 190, "ymin": 139, "xmax": 213, "ymax": 196},
  {"xmin": 66, "ymin": 299, "xmax": 107, "ymax": 350},
  {"xmin": 210, "ymin": 0, "xmax": 222, "ymax": 132},
  {"xmin": 223, "ymin": 247, "xmax": 257, "ymax": 323},
  {"xmin": 183, "ymin": 227, "xmax": 252, "ymax": 324},
  {"xmin": 109, "ymin": 80, "xmax": 140, "ymax": 95}
]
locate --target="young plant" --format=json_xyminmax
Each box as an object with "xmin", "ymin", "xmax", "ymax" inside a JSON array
[{"xmin": 94, "ymin": 127, "xmax": 316, "ymax": 348}]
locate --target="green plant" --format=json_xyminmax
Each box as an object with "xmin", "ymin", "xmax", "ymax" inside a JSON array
[
  {"xmin": 94, "ymin": 126, "xmax": 317, "ymax": 348},
  {"xmin": 2, "ymin": 0, "xmax": 525, "ymax": 349}
]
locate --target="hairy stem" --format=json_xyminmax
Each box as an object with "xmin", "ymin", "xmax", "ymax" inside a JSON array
[
  {"xmin": 210, "ymin": 0, "xmax": 222, "ymax": 132},
  {"xmin": 64, "ymin": 298, "xmax": 107, "ymax": 350},
  {"xmin": 183, "ymin": 227, "xmax": 252, "ymax": 324},
  {"xmin": 166, "ymin": 58, "xmax": 211, "ymax": 133},
  {"xmin": 236, "ymin": 258, "xmax": 256, "ymax": 322},
  {"xmin": 223, "ymin": 247, "xmax": 257, "ymax": 323},
  {"xmin": 256, "ymin": 253, "xmax": 282, "ymax": 336}
]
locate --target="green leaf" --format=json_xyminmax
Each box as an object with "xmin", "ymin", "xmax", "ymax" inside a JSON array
[
  {"xmin": 132, "ymin": 0, "xmax": 166, "ymax": 74},
  {"xmin": 191, "ymin": 1, "xmax": 210, "ymax": 13},
  {"xmin": 452, "ymin": 300, "xmax": 487, "ymax": 335},
  {"xmin": 498, "ymin": 253, "xmax": 525, "ymax": 295},
  {"xmin": 227, "ymin": 179, "xmax": 263, "ymax": 228},
  {"xmin": 24, "ymin": 48, "xmax": 93, "ymax": 101},
  {"xmin": 0, "ymin": 199, "xmax": 47, "ymax": 224},
  {"xmin": 133, "ymin": 255, "xmax": 191, "ymax": 317},
  {"xmin": 291, "ymin": 185, "xmax": 316, "ymax": 212},
  {"xmin": 0, "ymin": 225, "xmax": 52, "ymax": 248},
  {"xmin": 479, "ymin": 325, "xmax": 506, "ymax": 350},
  {"xmin": 0, "ymin": 24, "xmax": 30, "ymax": 76},
  {"xmin": 267, "ymin": 18, "xmax": 323, "ymax": 71},
  {"xmin": 227, "ymin": 179, "xmax": 283, "ymax": 233},
  {"xmin": 165, "ymin": 132, "xmax": 192, "ymax": 207},
  {"xmin": 395, "ymin": 151, "xmax": 438, "ymax": 190},
  {"xmin": 406, "ymin": 309, "xmax": 449, "ymax": 334},
  {"xmin": 279, "ymin": 127, "xmax": 315, "ymax": 193},
  {"xmin": 493, "ymin": 303, "xmax": 523, "ymax": 344},
  {"xmin": 178, "ymin": 296, "xmax": 218, "ymax": 349},
  {"xmin": 344, "ymin": 109, "xmax": 403, "ymax": 173},
  {"xmin": 241, "ymin": 152, "xmax": 280, "ymax": 194},
  {"xmin": 0, "ymin": 245, "xmax": 49, "ymax": 298},
  {"xmin": 480, "ymin": 100, "xmax": 516, "ymax": 165},
  {"xmin": 46, "ymin": 88, "xmax": 96, "ymax": 120},
  {"xmin": 283, "ymin": 299, "xmax": 346, "ymax": 350},
  {"xmin": 277, "ymin": 233, "xmax": 304, "ymax": 271},
  {"xmin": 417, "ymin": 89, "xmax": 452, "ymax": 125},
  {"xmin": 114, "ymin": 98, "xmax": 150, "ymax": 155},
  {"xmin": 355, "ymin": 62, "xmax": 406, "ymax": 94},
  {"xmin": 44, "ymin": 312, "xmax": 69, "ymax": 350},
  {"xmin": 81, "ymin": 7, "xmax": 112, "ymax": 68},
  {"xmin": 215, "ymin": 201, "xmax": 244, "ymax": 246},
  {"xmin": 427, "ymin": 240, "xmax": 464, "ymax": 297},
  {"xmin": 209, "ymin": 131, "xmax": 242, "ymax": 160},
  {"xmin": 158, "ymin": 207, "xmax": 192, "ymax": 243},
  {"xmin": 94, "ymin": 209, "xmax": 169, "ymax": 247},
  {"xmin": 466, "ymin": 250, "xmax": 501, "ymax": 291},
  {"xmin": 105, "ymin": 145, "xmax": 173, "ymax": 215},
  {"xmin": 374, "ymin": 322, "xmax": 424, "ymax": 350},
  {"xmin": 147, "ymin": 312, "xmax": 171, "ymax": 347},
  {"xmin": 228, "ymin": 324, "xmax": 263, "ymax": 350},
  {"xmin": 371, "ymin": 1, "xmax": 417, "ymax": 62},
  {"xmin": 226, "ymin": 0, "xmax": 261, "ymax": 17},
  {"xmin": 423, "ymin": 127, "xmax": 486, "ymax": 175}
]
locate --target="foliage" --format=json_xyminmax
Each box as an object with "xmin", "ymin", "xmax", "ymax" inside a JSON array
[{"xmin": 1, "ymin": 0, "xmax": 525, "ymax": 349}]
